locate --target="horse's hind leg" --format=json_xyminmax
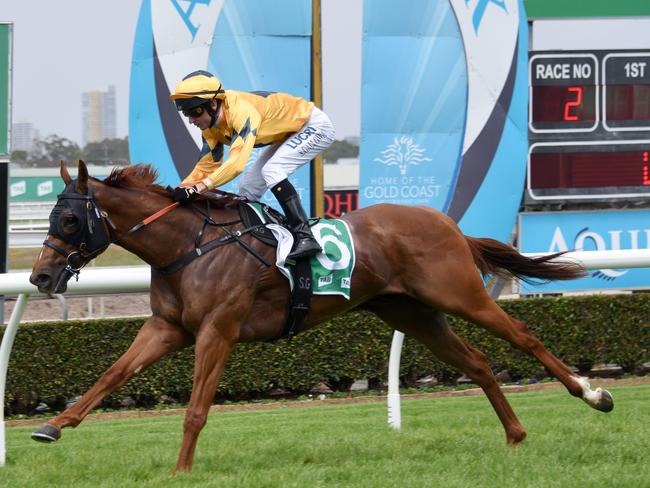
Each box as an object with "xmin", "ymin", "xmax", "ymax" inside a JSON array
[
  {"xmin": 452, "ymin": 293, "xmax": 613, "ymax": 413},
  {"xmin": 367, "ymin": 296, "xmax": 527, "ymax": 445}
]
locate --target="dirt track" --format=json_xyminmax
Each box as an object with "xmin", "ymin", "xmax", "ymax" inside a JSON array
[{"xmin": 2, "ymin": 293, "xmax": 151, "ymax": 323}]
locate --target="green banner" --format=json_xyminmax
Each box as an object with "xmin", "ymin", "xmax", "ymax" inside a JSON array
[
  {"xmin": 525, "ymin": 0, "xmax": 650, "ymax": 18},
  {"xmin": 0, "ymin": 23, "xmax": 10, "ymax": 158},
  {"xmin": 9, "ymin": 176, "xmax": 66, "ymax": 202}
]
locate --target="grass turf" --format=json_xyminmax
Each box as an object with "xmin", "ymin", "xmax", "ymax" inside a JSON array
[{"xmin": 1, "ymin": 384, "xmax": 648, "ymax": 487}]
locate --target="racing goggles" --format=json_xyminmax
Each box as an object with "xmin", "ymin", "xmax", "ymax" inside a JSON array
[{"xmin": 182, "ymin": 105, "xmax": 205, "ymax": 118}]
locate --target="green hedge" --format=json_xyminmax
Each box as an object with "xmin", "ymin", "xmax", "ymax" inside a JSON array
[{"xmin": 2, "ymin": 294, "xmax": 649, "ymax": 414}]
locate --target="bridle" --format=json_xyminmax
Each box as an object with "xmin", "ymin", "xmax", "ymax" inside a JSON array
[{"xmin": 43, "ymin": 181, "xmax": 179, "ymax": 289}]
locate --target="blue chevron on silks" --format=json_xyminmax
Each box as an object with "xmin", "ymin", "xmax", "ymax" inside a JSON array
[
  {"xmin": 359, "ymin": 0, "xmax": 528, "ymax": 244},
  {"xmin": 129, "ymin": 0, "xmax": 313, "ymax": 213}
]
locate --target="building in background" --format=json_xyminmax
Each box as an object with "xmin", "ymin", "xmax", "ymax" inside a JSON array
[
  {"xmin": 82, "ymin": 85, "xmax": 116, "ymax": 146},
  {"xmin": 11, "ymin": 121, "xmax": 37, "ymax": 152}
]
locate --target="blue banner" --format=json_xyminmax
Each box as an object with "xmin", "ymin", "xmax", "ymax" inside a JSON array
[
  {"xmin": 359, "ymin": 1, "xmax": 466, "ymax": 210},
  {"xmin": 519, "ymin": 210, "xmax": 650, "ymax": 292},
  {"xmin": 359, "ymin": 0, "xmax": 528, "ymax": 242},
  {"xmin": 130, "ymin": 0, "xmax": 313, "ymax": 211}
]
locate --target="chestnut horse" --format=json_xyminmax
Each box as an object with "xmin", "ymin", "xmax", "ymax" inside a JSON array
[{"xmin": 29, "ymin": 161, "xmax": 612, "ymax": 474}]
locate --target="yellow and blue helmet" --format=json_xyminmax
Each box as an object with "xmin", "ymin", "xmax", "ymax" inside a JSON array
[{"xmin": 170, "ymin": 70, "xmax": 225, "ymax": 111}]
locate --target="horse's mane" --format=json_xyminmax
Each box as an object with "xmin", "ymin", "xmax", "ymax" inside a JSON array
[
  {"xmin": 102, "ymin": 163, "xmax": 239, "ymax": 207},
  {"xmin": 103, "ymin": 164, "xmax": 169, "ymax": 197}
]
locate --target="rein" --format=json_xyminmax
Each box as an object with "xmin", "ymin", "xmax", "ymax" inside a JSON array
[{"xmin": 45, "ymin": 187, "xmax": 271, "ymax": 283}]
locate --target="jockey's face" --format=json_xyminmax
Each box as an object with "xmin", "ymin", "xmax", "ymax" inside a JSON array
[
  {"xmin": 188, "ymin": 104, "xmax": 213, "ymax": 130},
  {"xmin": 187, "ymin": 99, "xmax": 220, "ymax": 130}
]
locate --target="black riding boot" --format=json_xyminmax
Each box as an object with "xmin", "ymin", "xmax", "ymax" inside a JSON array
[{"xmin": 271, "ymin": 179, "xmax": 322, "ymax": 260}]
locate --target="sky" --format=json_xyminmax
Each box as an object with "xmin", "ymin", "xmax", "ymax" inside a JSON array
[{"xmin": 2, "ymin": 0, "xmax": 362, "ymax": 148}]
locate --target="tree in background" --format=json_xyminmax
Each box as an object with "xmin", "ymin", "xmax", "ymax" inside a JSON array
[
  {"xmin": 82, "ymin": 137, "xmax": 130, "ymax": 165},
  {"xmin": 11, "ymin": 135, "xmax": 130, "ymax": 167},
  {"xmin": 9, "ymin": 149, "xmax": 28, "ymax": 165},
  {"xmin": 30, "ymin": 135, "xmax": 82, "ymax": 167},
  {"xmin": 322, "ymin": 139, "xmax": 359, "ymax": 164}
]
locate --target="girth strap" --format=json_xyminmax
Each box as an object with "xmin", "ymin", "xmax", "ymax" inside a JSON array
[{"xmin": 279, "ymin": 257, "xmax": 313, "ymax": 339}]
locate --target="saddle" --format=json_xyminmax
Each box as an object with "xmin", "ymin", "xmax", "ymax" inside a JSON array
[
  {"xmin": 238, "ymin": 201, "xmax": 283, "ymax": 246},
  {"xmin": 238, "ymin": 201, "xmax": 313, "ymax": 340}
]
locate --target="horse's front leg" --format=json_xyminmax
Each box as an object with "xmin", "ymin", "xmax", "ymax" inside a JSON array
[
  {"xmin": 174, "ymin": 321, "xmax": 235, "ymax": 474},
  {"xmin": 32, "ymin": 316, "xmax": 193, "ymax": 442}
]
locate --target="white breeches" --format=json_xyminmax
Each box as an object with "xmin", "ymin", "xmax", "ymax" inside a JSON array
[{"xmin": 238, "ymin": 107, "xmax": 335, "ymax": 200}]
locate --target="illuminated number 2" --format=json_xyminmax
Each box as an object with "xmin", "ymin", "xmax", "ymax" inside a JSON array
[{"xmin": 564, "ymin": 86, "xmax": 582, "ymax": 121}]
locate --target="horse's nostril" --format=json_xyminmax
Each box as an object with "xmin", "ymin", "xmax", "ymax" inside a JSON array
[{"xmin": 30, "ymin": 273, "xmax": 51, "ymax": 287}]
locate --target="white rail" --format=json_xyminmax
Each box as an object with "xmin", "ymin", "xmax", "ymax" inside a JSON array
[
  {"xmin": 523, "ymin": 249, "xmax": 650, "ymax": 271},
  {"xmin": 2, "ymin": 249, "xmax": 650, "ymax": 464},
  {"xmin": 0, "ymin": 267, "xmax": 150, "ymax": 296}
]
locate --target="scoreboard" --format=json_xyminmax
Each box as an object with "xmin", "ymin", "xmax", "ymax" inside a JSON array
[{"xmin": 527, "ymin": 50, "xmax": 650, "ymax": 202}]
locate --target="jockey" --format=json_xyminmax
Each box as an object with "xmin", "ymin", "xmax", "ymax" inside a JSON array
[{"xmin": 169, "ymin": 70, "xmax": 335, "ymax": 261}]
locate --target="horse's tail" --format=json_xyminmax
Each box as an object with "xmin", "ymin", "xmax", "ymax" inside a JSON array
[{"xmin": 465, "ymin": 236, "xmax": 587, "ymax": 284}]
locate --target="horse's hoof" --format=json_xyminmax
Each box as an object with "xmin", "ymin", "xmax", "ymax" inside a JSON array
[
  {"xmin": 31, "ymin": 423, "xmax": 61, "ymax": 443},
  {"xmin": 506, "ymin": 428, "xmax": 527, "ymax": 446},
  {"xmin": 596, "ymin": 389, "xmax": 614, "ymax": 413}
]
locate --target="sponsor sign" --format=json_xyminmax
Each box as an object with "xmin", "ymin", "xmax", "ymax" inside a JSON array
[
  {"xmin": 1, "ymin": 23, "xmax": 11, "ymax": 298},
  {"xmin": 0, "ymin": 23, "xmax": 10, "ymax": 158},
  {"xmin": 360, "ymin": 0, "xmax": 528, "ymax": 242},
  {"xmin": 324, "ymin": 189, "xmax": 358, "ymax": 218},
  {"xmin": 519, "ymin": 209, "xmax": 650, "ymax": 292},
  {"xmin": 9, "ymin": 177, "xmax": 65, "ymax": 202}
]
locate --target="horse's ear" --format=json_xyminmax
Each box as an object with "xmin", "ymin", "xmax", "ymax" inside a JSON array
[
  {"xmin": 76, "ymin": 159, "xmax": 89, "ymax": 194},
  {"xmin": 60, "ymin": 160, "xmax": 72, "ymax": 184}
]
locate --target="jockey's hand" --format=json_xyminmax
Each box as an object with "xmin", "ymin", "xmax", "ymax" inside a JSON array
[{"xmin": 172, "ymin": 185, "xmax": 200, "ymax": 205}]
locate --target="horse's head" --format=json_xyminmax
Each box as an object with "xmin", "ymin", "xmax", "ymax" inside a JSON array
[{"xmin": 30, "ymin": 160, "xmax": 112, "ymax": 294}]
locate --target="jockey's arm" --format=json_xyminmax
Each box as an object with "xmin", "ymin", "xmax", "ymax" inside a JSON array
[
  {"xmin": 181, "ymin": 137, "xmax": 225, "ymax": 188},
  {"xmin": 197, "ymin": 108, "xmax": 261, "ymax": 191}
]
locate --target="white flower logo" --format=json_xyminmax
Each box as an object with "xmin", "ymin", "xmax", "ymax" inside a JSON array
[{"xmin": 373, "ymin": 136, "xmax": 432, "ymax": 175}]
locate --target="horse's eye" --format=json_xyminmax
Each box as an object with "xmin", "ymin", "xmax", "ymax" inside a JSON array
[{"xmin": 60, "ymin": 214, "xmax": 80, "ymax": 233}]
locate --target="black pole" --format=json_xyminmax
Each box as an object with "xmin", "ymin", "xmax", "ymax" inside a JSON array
[{"xmin": 0, "ymin": 161, "xmax": 7, "ymax": 323}]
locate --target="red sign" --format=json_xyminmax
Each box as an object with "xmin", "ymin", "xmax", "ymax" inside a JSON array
[{"xmin": 324, "ymin": 190, "xmax": 358, "ymax": 218}]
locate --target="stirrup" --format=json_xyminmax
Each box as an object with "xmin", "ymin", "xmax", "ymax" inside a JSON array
[{"xmin": 288, "ymin": 237, "xmax": 322, "ymax": 261}]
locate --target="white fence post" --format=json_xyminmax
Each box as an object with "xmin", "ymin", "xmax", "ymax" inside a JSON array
[
  {"xmin": 387, "ymin": 331, "xmax": 405, "ymax": 430},
  {"xmin": 0, "ymin": 293, "xmax": 30, "ymax": 466}
]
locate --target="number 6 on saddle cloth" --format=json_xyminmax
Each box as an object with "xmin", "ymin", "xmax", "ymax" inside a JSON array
[{"xmin": 240, "ymin": 202, "xmax": 356, "ymax": 338}]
